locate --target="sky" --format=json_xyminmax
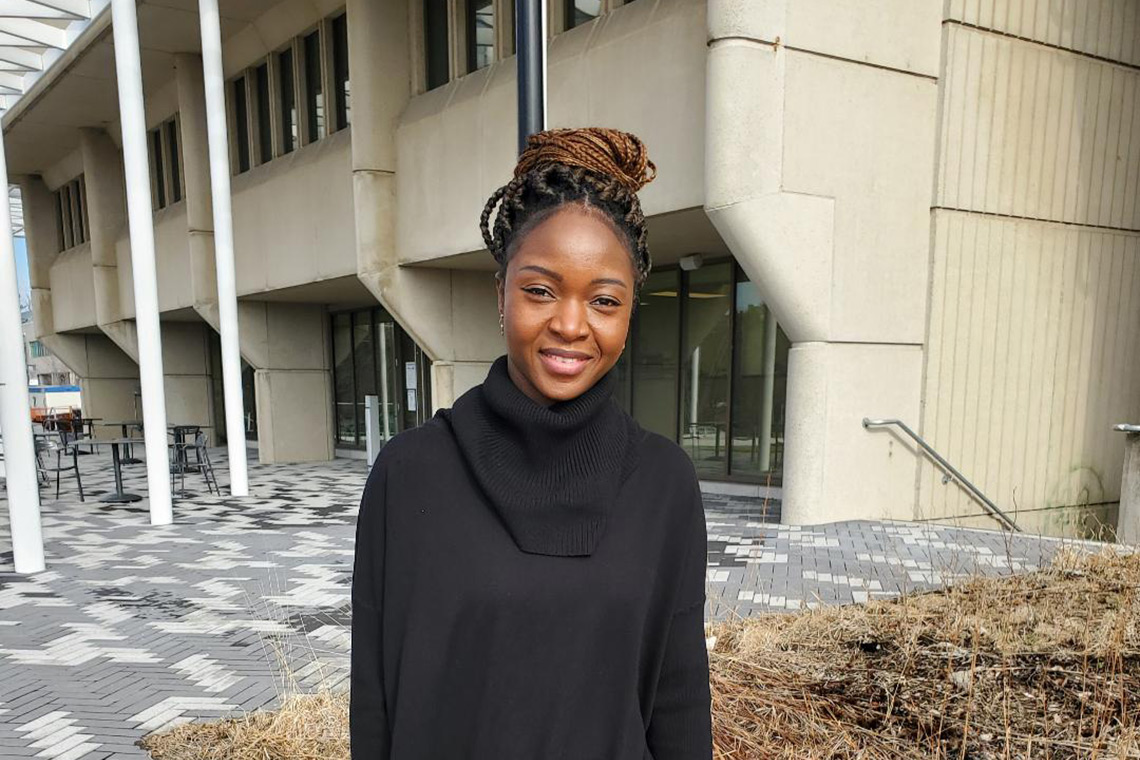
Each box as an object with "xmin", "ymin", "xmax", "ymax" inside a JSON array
[{"xmin": 14, "ymin": 235, "xmax": 29, "ymax": 309}]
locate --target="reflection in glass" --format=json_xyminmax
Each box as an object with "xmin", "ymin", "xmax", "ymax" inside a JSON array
[
  {"xmin": 255, "ymin": 64, "xmax": 272, "ymax": 163},
  {"xmin": 373, "ymin": 315, "xmax": 400, "ymax": 441},
  {"xmin": 424, "ymin": 0, "xmax": 450, "ymax": 89},
  {"xmin": 730, "ymin": 274, "xmax": 788, "ymax": 480},
  {"xmin": 631, "ymin": 269, "xmax": 679, "ymax": 440},
  {"xmin": 354, "ymin": 313, "xmax": 375, "ymax": 447},
  {"xmin": 304, "ymin": 31, "xmax": 324, "ymax": 140},
  {"xmin": 333, "ymin": 312, "xmax": 355, "ymax": 444},
  {"xmin": 566, "ymin": 0, "xmax": 601, "ymax": 29},
  {"xmin": 332, "ymin": 13, "xmax": 351, "ymax": 129},
  {"xmin": 468, "ymin": 0, "xmax": 494, "ymax": 72},
  {"xmin": 232, "ymin": 78, "xmax": 250, "ymax": 173},
  {"xmin": 241, "ymin": 362, "xmax": 258, "ymax": 441},
  {"xmin": 681, "ymin": 261, "xmax": 732, "ymax": 478},
  {"xmin": 278, "ymin": 48, "xmax": 297, "ymax": 153}
]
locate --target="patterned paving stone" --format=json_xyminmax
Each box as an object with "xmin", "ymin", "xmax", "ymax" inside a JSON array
[{"xmin": 1, "ymin": 446, "xmax": 1109, "ymax": 757}]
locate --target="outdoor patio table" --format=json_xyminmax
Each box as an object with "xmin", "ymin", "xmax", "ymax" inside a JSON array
[
  {"xmin": 84, "ymin": 438, "xmax": 144, "ymax": 503},
  {"xmin": 167, "ymin": 425, "xmax": 201, "ymax": 474},
  {"xmin": 99, "ymin": 421, "xmax": 144, "ymax": 464}
]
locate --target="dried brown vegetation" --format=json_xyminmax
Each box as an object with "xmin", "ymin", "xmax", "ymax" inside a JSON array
[{"xmin": 143, "ymin": 549, "xmax": 1138, "ymax": 760}]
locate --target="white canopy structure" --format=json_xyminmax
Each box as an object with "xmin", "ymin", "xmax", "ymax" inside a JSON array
[{"xmin": 0, "ymin": 2, "xmax": 102, "ymax": 575}]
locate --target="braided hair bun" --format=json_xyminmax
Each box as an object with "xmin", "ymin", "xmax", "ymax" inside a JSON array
[
  {"xmin": 514, "ymin": 128, "xmax": 657, "ymax": 194},
  {"xmin": 481, "ymin": 126, "xmax": 657, "ymax": 299}
]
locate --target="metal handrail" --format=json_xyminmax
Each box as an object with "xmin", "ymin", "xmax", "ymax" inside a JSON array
[
  {"xmin": 1114, "ymin": 423, "xmax": 1140, "ymax": 434},
  {"xmin": 862, "ymin": 417, "xmax": 1021, "ymax": 532}
]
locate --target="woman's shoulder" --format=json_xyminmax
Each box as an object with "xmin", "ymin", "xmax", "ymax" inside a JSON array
[
  {"xmin": 634, "ymin": 426, "xmax": 700, "ymax": 485},
  {"xmin": 371, "ymin": 412, "xmax": 455, "ymax": 470}
]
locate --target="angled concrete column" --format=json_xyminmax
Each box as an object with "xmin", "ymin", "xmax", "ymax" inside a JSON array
[
  {"xmin": 238, "ymin": 302, "xmax": 333, "ymax": 463},
  {"xmin": 20, "ymin": 174, "xmax": 141, "ymax": 439},
  {"xmin": 80, "ymin": 128, "xmax": 140, "ymax": 362},
  {"xmin": 173, "ymin": 54, "xmax": 219, "ymax": 325},
  {"xmin": 348, "ymin": 0, "xmax": 496, "ymax": 409},
  {"xmin": 110, "ymin": 0, "xmax": 172, "ymax": 524},
  {"xmin": 1, "ymin": 126, "xmax": 45, "ymax": 574},
  {"xmin": 704, "ymin": 0, "xmax": 939, "ymax": 524}
]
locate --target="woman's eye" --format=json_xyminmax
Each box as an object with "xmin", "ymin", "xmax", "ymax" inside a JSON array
[
  {"xmin": 595, "ymin": 297, "xmax": 620, "ymax": 308},
  {"xmin": 523, "ymin": 286, "xmax": 551, "ymax": 297}
]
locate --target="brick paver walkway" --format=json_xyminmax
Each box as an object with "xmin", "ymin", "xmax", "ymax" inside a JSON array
[{"xmin": 0, "ymin": 446, "xmax": 1106, "ymax": 758}]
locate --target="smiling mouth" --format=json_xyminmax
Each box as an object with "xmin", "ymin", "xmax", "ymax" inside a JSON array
[{"xmin": 538, "ymin": 350, "xmax": 593, "ymax": 375}]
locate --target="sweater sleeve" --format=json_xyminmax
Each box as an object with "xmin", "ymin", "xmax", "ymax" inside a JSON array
[
  {"xmin": 350, "ymin": 453, "xmax": 391, "ymax": 759},
  {"xmin": 645, "ymin": 476, "xmax": 713, "ymax": 759}
]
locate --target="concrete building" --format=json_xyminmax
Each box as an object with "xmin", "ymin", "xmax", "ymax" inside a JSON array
[
  {"xmin": 3, "ymin": 0, "xmax": 1138, "ymax": 539},
  {"xmin": 22, "ymin": 311, "xmax": 78, "ymax": 388}
]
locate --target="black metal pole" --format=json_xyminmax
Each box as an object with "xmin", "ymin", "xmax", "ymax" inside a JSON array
[{"xmin": 515, "ymin": 0, "xmax": 545, "ymax": 154}]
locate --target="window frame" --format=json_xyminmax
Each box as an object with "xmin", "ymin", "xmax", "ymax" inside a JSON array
[
  {"xmin": 52, "ymin": 176, "xmax": 90, "ymax": 252},
  {"xmin": 148, "ymin": 115, "xmax": 184, "ymax": 210},
  {"xmin": 299, "ymin": 25, "xmax": 326, "ymax": 146},
  {"xmin": 276, "ymin": 42, "xmax": 300, "ymax": 156},
  {"xmin": 228, "ymin": 74, "xmax": 253, "ymax": 175},
  {"xmin": 252, "ymin": 60, "xmax": 274, "ymax": 165},
  {"xmin": 330, "ymin": 11, "xmax": 350, "ymax": 132}
]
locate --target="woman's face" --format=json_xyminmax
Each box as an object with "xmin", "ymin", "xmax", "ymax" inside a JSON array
[{"xmin": 496, "ymin": 204, "xmax": 635, "ymax": 406}]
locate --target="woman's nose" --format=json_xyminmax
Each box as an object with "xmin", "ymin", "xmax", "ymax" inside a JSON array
[{"xmin": 549, "ymin": 299, "xmax": 589, "ymax": 340}]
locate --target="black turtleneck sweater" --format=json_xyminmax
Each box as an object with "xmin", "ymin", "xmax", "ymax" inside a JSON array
[{"xmin": 350, "ymin": 354, "xmax": 713, "ymax": 759}]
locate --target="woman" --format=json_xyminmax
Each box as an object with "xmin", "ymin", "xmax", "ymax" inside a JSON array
[{"xmin": 350, "ymin": 127, "xmax": 713, "ymax": 759}]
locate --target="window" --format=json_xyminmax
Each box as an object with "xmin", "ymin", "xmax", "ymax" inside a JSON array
[
  {"xmin": 565, "ymin": 0, "xmax": 601, "ymax": 30},
  {"xmin": 232, "ymin": 76, "xmax": 251, "ymax": 173},
  {"xmin": 611, "ymin": 260, "xmax": 790, "ymax": 483},
  {"xmin": 331, "ymin": 307, "xmax": 434, "ymax": 448},
  {"xmin": 30, "ymin": 340, "xmax": 47, "ymax": 358},
  {"xmin": 279, "ymin": 47, "xmax": 298, "ymax": 154},
  {"xmin": 332, "ymin": 13, "xmax": 350, "ymax": 129},
  {"xmin": 165, "ymin": 120, "xmax": 182, "ymax": 202},
  {"xmin": 52, "ymin": 176, "xmax": 89, "ymax": 251},
  {"xmin": 226, "ymin": 10, "xmax": 344, "ymax": 167},
  {"xmin": 303, "ymin": 30, "xmax": 324, "ymax": 143},
  {"xmin": 630, "ymin": 268, "xmax": 680, "ymax": 441},
  {"xmin": 147, "ymin": 117, "xmax": 183, "ymax": 208},
  {"xmin": 151, "ymin": 130, "xmax": 166, "ymax": 208},
  {"xmin": 467, "ymin": 0, "xmax": 494, "ymax": 72},
  {"xmin": 424, "ymin": 0, "xmax": 449, "ymax": 90},
  {"xmin": 254, "ymin": 63, "xmax": 272, "ymax": 164}
]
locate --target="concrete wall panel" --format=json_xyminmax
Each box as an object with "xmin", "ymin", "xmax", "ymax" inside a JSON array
[
  {"xmin": 936, "ymin": 23, "xmax": 1140, "ymax": 229},
  {"xmin": 154, "ymin": 204, "xmax": 194, "ymax": 313},
  {"xmin": 782, "ymin": 51, "xmax": 937, "ymax": 344},
  {"xmin": 232, "ymin": 129, "xmax": 357, "ymax": 295},
  {"xmin": 919, "ymin": 211, "xmax": 1140, "ymax": 533},
  {"xmin": 944, "ymin": 0, "xmax": 1139, "ymax": 65},
  {"xmin": 48, "ymin": 245, "xmax": 97, "ymax": 333}
]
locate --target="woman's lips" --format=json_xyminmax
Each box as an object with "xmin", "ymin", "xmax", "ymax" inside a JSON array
[{"xmin": 539, "ymin": 351, "xmax": 592, "ymax": 377}]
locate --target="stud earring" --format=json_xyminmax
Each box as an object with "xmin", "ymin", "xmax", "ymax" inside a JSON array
[{"xmin": 498, "ymin": 311, "xmax": 505, "ymax": 336}]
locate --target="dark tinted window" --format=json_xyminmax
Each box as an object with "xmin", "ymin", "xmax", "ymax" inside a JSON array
[
  {"xmin": 152, "ymin": 129, "xmax": 167, "ymax": 204},
  {"xmin": 424, "ymin": 0, "xmax": 449, "ymax": 89},
  {"xmin": 233, "ymin": 77, "xmax": 250, "ymax": 173},
  {"xmin": 279, "ymin": 48, "xmax": 297, "ymax": 154},
  {"xmin": 166, "ymin": 120, "xmax": 182, "ymax": 201},
  {"xmin": 467, "ymin": 0, "xmax": 494, "ymax": 72},
  {"xmin": 255, "ymin": 64, "xmax": 272, "ymax": 163},
  {"xmin": 333, "ymin": 14, "xmax": 350, "ymax": 129},
  {"xmin": 303, "ymin": 31, "xmax": 324, "ymax": 141}
]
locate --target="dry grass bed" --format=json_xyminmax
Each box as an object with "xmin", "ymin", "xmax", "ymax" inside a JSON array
[
  {"xmin": 709, "ymin": 548, "xmax": 1140, "ymax": 759},
  {"xmin": 143, "ymin": 549, "xmax": 1138, "ymax": 760}
]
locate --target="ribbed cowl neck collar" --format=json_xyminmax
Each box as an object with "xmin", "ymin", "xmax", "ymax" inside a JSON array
[{"xmin": 440, "ymin": 353, "xmax": 641, "ymax": 557}]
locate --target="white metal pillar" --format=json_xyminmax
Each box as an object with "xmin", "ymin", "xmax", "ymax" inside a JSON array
[
  {"xmin": 110, "ymin": 0, "xmax": 173, "ymax": 525},
  {"xmin": 197, "ymin": 0, "xmax": 248, "ymax": 497},
  {"xmin": 0, "ymin": 140, "xmax": 45, "ymax": 574}
]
